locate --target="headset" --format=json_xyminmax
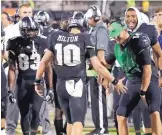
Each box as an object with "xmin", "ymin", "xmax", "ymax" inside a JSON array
[
  {"xmin": 90, "ymin": 6, "xmax": 100, "ymax": 22},
  {"xmin": 2, "ymin": 12, "xmax": 11, "ymax": 21}
]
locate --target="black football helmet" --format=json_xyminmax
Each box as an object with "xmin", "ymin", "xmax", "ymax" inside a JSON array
[
  {"xmin": 19, "ymin": 17, "xmax": 39, "ymax": 39},
  {"xmin": 68, "ymin": 11, "xmax": 87, "ymax": 31},
  {"xmin": 34, "ymin": 11, "xmax": 50, "ymax": 26}
]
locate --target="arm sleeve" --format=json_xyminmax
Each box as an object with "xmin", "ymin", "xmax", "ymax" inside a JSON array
[
  {"xmin": 47, "ymin": 32, "xmax": 56, "ymax": 54},
  {"xmin": 105, "ymin": 54, "xmax": 116, "ymax": 64},
  {"xmin": 96, "ymin": 28, "xmax": 109, "ymax": 50},
  {"xmin": 131, "ymin": 34, "xmax": 151, "ymax": 66},
  {"xmin": 136, "ymin": 48, "xmax": 151, "ymax": 65}
]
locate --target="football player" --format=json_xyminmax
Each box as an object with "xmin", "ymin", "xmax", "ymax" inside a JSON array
[
  {"xmin": 107, "ymin": 19, "xmax": 161, "ymax": 135},
  {"xmin": 125, "ymin": 7, "xmax": 162, "ymax": 88},
  {"xmin": 125, "ymin": 7, "xmax": 162, "ymax": 135},
  {"xmin": 34, "ymin": 11, "xmax": 127, "ymax": 135},
  {"xmin": 5, "ymin": 4, "xmax": 33, "ymax": 135},
  {"xmin": 34, "ymin": 11, "xmax": 52, "ymax": 36},
  {"xmin": 51, "ymin": 12, "xmax": 72, "ymax": 135},
  {"xmin": 7, "ymin": 17, "xmax": 53, "ymax": 135}
]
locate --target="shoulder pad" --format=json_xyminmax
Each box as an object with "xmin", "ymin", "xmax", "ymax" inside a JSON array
[
  {"xmin": 39, "ymin": 35, "xmax": 47, "ymax": 39},
  {"xmin": 9, "ymin": 36, "xmax": 21, "ymax": 41},
  {"xmin": 131, "ymin": 32, "xmax": 142, "ymax": 39}
]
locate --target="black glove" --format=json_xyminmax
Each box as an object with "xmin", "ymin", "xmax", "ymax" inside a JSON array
[
  {"xmin": 45, "ymin": 88, "xmax": 54, "ymax": 102},
  {"xmin": 8, "ymin": 91, "xmax": 16, "ymax": 103},
  {"xmin": 1, "ymin": 98, "xmax": 5, "ymax": 112}
]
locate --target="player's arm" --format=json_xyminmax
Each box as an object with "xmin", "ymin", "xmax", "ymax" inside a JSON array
[
  {"xmin": 132, "ymin": 35, "xmax": 152, "ymax": 94},
  {"xmin": 43, "ymin": 48, "xmax": 53, "ymax": 89},
  {"xmin": 8, "ymin": 51, "xmax": 17, "ymax": 91},
  {"xmin": 35, "ymin": 50, "xmax": 54, "ymax": 97},
  {"xmin": 45, "ymin": 61, "xmax": 53, "ymax": 89},
  {"xmin": 152, "ymin": 41, "xmax": 162, "ymax": 70},
  {"xmin": 35, "ymin": 50, "xmax": 54, "ymax": 81},
  {"xmin": 35, "ymin": 32, "xmax": 55, "ymax": 81},
  {"xmin": 150, "ymin": 26, "xmax": 162, "ymax": 70},
  {"xmin": 96, "ymin": 28, "xmax": 109, "ymax": 67},
  {"xmin": 87, "ymin": 47, "xmax": 127, "ymax": 93},
  {"xmin": 7, "ymin": 50, "xmax": 17, "ymax": 103},
  {"xmin": 150, "ymin": 26, "xmax": 162, "ymax": 86},
  {"xmin": 97, "ymin": 50, "xmax": 108, "ymax": 67},
  {"xmin": 137, "ymin": 48, "xmax": 152, "ymax": 92},
  {"xmin": 6, "ymin": 39, "xmax": 17, "ymax": 91}
]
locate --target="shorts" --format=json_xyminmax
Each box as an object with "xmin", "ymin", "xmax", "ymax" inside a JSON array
[
  {"xmin": 56, "ymin": 78, "xmax": 87, "ymax": 125},
  {"xmin": 117, "ymin": 79, "xmax": 161, "ymax": 117}
]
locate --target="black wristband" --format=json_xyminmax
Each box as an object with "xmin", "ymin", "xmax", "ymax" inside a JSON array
[
  {"xmin": 34, "ymin": 78, "xmax": 41, "ymax": 85},
  {"xmin": 139, "ymin": 90, "xmax": 146, "ymax": 96},
  {"xmin": 111, "ymin": 78, "xmax": 119, "ymax": 85}
]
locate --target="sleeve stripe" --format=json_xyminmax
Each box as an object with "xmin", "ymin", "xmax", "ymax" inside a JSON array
[{"xmin": 86, "ymin": 46, "xmax": 95, "ymax": 49}]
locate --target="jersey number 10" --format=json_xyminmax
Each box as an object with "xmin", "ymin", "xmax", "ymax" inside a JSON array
[{"xmin": 55, "ymin": 43, "xmax": 81, "ymax": 66}]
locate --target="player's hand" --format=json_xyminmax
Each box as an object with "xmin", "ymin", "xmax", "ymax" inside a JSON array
[
  {"xmin": 46, "ymin": 88, "xmax": 54, "ymax": 102},
  {"xmin": 115, "ymin": 78, "xmax": 127, "ymax": 95},
  {"xmin": 35, "ymin": 84, "xmax": 44, "ymax": 97},
  {"xmin": 159, "ymin": 77, "xmax": 162, "ymax": 88},
  {"xmin": 97, "ymin": 75, "xmax": 103, "ymax": 84},
  {"xmin": 140, "ymin": 95, "xmax": 148, "ymax": 106},
  {"xmin": 8, "ymin": 91, "xmax": 16, "ymax": 103},
  {"xmin": 102, "ymin": 78, "xmax": 110, "ymax": 95}
]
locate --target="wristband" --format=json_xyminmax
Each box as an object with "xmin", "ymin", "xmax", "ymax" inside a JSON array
[
  {"xmin": 34, "ymin": 78, "xmax": 41, "ymax": 85},
  {"xmin": 111, "ymin": 78, "xmax": 119, "ymax": 85},
  {"xmin": 139, "ymin": 90, "xmax": 146, "ymax": 96}
]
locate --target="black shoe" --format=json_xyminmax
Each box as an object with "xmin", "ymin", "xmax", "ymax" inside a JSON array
[{"xmin": 85, "ymin": 129, "xmax": 97, "ymax": 135}]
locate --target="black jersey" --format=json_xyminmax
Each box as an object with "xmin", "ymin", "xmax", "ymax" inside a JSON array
[
  {"xmin": 7, "ymin": 36, "xmax": 48, "ymax": 79},
  {"xmin": 114, "ymin": 32, "xmax": 158, "ymax": 80},
  {"xmin": 136, "ymin": 23, "xmax": 158, "ymax": 46},
  {"xmin": 48, "ymin": 30, "xmax": 95, "ymax": 79}
]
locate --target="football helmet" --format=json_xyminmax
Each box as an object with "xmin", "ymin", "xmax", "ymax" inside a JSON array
[
  {"xmin": 19, "ymin": 17, "xmax": 39, "ymax": 39},
  {"xmin": 68, "ymin": 11, "xmax": 87, "ymax": 31},
  {"xmin": 34, "ymin": 11, "xmax": 50, "ymax": 26}
]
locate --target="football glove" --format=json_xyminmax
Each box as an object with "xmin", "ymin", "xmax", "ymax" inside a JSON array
[
  {"xmin": 8, "ymin": 91, "xmax": 16, "ymax": 103},
  {"xmin": 46, "ymin": 88, "xmax": 54, "ymax": 102}
]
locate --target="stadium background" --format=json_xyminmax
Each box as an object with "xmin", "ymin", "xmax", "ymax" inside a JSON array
[{"xmin": 1, "ymin": 0, "xmax": 162, "ymax": 134}]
